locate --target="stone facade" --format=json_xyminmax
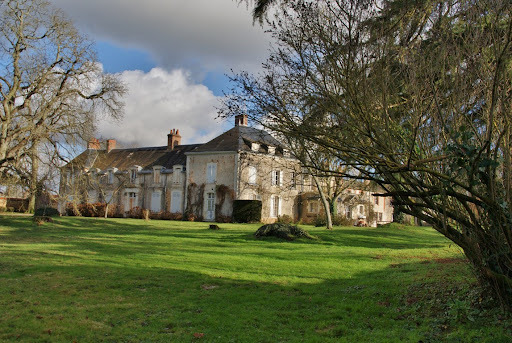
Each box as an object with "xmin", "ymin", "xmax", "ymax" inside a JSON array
[{"xmin": 60, "ymin": 115, "xmax": 393, "ymax": 225}]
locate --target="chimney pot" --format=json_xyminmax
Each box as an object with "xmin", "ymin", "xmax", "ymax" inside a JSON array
[
  {"xmin": 106, "ymin": 139, "xmax": 116, "ymax": 153},
  {"xmin": 235, "ymin": 114, "xmax": 248, "ymax": 127},
  {"xmin": 87, "ymin": 138, "xmax": 100, "ymax": 150},
  {"xmin": 167, "ymin": 128, "xmax": 182, "ymax": 150}
]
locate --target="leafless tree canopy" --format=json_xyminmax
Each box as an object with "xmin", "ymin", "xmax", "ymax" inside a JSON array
[
  {"xmin": 0, "ymin": 0, "xmax": 126, "ymax": 196},
  {"xmin": 222, "ymin": 0, "xmax": 512, "ymax": 308}
]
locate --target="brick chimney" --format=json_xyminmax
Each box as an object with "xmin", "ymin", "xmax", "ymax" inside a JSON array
[
  {"xmin": 167, "ymin": 129, "xmax": 182, "ymax": 150},
  {"xmin": 235, "ymin": 114, "xmax": 248, "ymax": 127},
  {"xmin": 106, "ymin": 139, "xmax": 116, "ymax": 153},
  {"xmin": 87, "ymin": 138, "xmax": 100, "ymax": 150}
]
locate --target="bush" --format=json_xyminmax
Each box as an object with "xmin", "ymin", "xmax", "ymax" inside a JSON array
[
  {"xmin": 232, "ymin": 200, "xmax": 262, "ymax": 223},
  {"xmin": 314, "ymin": 214, "xmax": 353, "ymax": 227},
  {"xmin": 255, "ymin": 223, "xmax": 316, "ymax": 241},
  {"xmin": 0, "ymin": 206, "xmax": 6, "ymax": 212},
  {"xmin": 215, "ymin": 214, "xmax": 232, "ymax": 223},
  {"xmin": 153, "ymin": 211, "xmax": 184, "ymax": 220},
  {"xmin": 126, "ymin": 206, "xmax": 144, "ymax": 219},
  {"xmin": 277, "ymin": 214, "xmax": 294, "ymax": 224},
  {"xmin": 34, "ymin": 207, "xmax": 60, "ymax": 217}
]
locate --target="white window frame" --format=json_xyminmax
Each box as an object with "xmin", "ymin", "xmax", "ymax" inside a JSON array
[
  {"xmin": 130, "ymin": 169, "xmax": 137, "ymax": 183},
  {"xmin": 170, "ymin": 190, "xmax": 183, "ymax": 213},
  {"xmin": 270, "ymin": 195, "xmax": 280, "ymax": 218},
  {"xmin": 207, "ymin": 163, "xmax": 217, "ymax": 183},
  {"xmin": 151, "ymin": 191, "xmax": 162, "ymax": 212},
  {"xmin": 271, "ymin": 170, "xmax": 282, "ymax": 186},
  {"xmin": 248, "ymin": 166, "xmax": 257, "ymax": 185}
]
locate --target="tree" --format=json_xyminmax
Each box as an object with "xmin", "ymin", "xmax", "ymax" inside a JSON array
[
  {"xmin": 0, "ymin": 0, "xmax": 126, "ymax": 210},
  {"xmin": 222, "ymin": 0, "xmax": 512, "ymax": 309}
]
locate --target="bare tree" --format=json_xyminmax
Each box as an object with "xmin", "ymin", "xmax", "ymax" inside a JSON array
[
  {"xmin": 0, "ymin": 0, "xmax": 126, "ymax": 210},
  {"xmin": 223, "ymin": 0, "xmax": 512, "ymax": 308}
]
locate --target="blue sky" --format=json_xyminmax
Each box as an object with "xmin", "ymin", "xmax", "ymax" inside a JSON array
[{"xmin": 50, "ymin": 0, "xmax": 272, "ymax": 147}]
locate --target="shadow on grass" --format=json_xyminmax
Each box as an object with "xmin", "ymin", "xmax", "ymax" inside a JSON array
[{"xmin": 0, "ymin": 248, "xmax": 505, "ymax": 343}]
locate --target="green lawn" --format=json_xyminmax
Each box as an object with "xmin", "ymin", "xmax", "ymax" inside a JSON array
[{"xmin": 0, "ymin": 215, "xmax": 510, "ymax": 342}]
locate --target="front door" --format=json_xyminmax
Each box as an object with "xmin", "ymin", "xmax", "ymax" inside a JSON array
[{"xmin": 205, "ymin": 192, "xmax": 215, "ymax": 221}]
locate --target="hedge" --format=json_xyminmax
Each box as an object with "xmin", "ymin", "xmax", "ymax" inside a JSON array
[{"xmin": 232, "ymin": 200, "xmax": 262, "ymax": 223}]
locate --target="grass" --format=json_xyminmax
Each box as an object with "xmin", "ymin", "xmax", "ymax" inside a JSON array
[{"xmin": 0, "ymin": 215, "xmax": 510, "ymax": 342}]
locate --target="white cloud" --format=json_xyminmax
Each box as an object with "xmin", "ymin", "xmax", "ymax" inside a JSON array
[
  {"xmin": 98, "ymin": 68, "xmax": 227, "ymax": 147},
  {"xmin": 51, "ymin": 0, "xmax": 271, "ymax": 77}
]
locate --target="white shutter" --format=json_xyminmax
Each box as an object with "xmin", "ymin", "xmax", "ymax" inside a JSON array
[
  {"xmin": 171, "ymin": 191, "xmax": 182, "ymax": 213},
  {"xmin": 151, "ymin": 191, "xmax": 161, "ymax": 212}
]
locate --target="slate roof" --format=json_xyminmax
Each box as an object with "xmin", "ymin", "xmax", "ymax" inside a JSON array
[
  {"xmin": 66, "ymin": 144, "xmax": 201, "ymax": 171},
  {"xmin": 65, "ymin": 125, "xmax": 287, "ymax": 172},
  {"xmin": 192, "ymin": 125, "xmax": 285, "ymax": 154}
]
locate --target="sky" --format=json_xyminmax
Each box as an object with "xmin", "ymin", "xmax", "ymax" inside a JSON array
[{"xmin": 49, "ymin": 0, "xmax": 272, "ymax": 148}]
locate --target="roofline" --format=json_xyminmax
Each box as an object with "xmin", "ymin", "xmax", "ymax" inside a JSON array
[{"xmin": 185, "ymin": 151, "xmax": 238, "ymax": 156}]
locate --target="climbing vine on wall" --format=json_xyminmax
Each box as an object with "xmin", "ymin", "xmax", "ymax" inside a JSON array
[
  {"xmin": 185, "ymin": 183, "xmax": 205, "ymax": 220},
  {"xmin": 215, "ymin": 184, "xmax": 235, "ymax": 222}
]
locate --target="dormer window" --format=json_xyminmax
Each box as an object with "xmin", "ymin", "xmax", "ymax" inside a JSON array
[
  {"xmin": 173, "ymin": 165, "xmax": 183, "ymax": 184},
  {"xmin": 107, "ymin": 170, "xmax": 114, "ymax": 184},
  {"xmin": 153, "ymin": 166, "xmax": 162, "ymax": 184},
  {"xmin": 251, "ymin": 143, "xmax": 260, "ymax": 152},
  {"xmin": 268, "ymin": 146, "xmax": 276, "ymax": 155},
  {"xmin": 130, "ymin": 169, "xmax": 137, "ymax": 183}
]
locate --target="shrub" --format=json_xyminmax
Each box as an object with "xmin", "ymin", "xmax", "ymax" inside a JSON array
[
  {"xmin": 185, "ymin": 212, "xmax": 202, "ymax": 222},
  {"xmin": 277, "ymin": 214, "xmax": 294, "ymax": 224},
  {"xmin": 0, "ymin": 206, "xmax": 7, "ymax": 212},
  {"xmin": 215, "ymin": 214, "xmax": 232, "ymax": 223},
  {"xmin": 126, "ymin": 206, "xmax": 144, "ymax": 219},
  {"xmin": 254, "ymin": 223, "xmax": 316, "ymax": 241},
  {"xmin": 314, "ymin": 214, "xmax": 353, "ymax": 227},
  {"xmin": 232, "ymin": 200, "xmax": 262, "ymax": 223},
  {"xmin": 34, "ymin": 207, "xmax": 60, "ymax": 217}
]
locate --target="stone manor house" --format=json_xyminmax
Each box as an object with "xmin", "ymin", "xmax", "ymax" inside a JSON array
[{"xmin": 60, "ymin": 115, "xmax": 393, "ymax": 225}]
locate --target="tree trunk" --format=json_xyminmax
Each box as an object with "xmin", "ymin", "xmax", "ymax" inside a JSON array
[
  {"xmin": 28, "ymin": 143, "xmax": 39, "ymax": 213},
  {"xmin": 311, "ymin": 174, "xmax": 332, "ymax": 230},
  {"xmin": 104, "ymin": 203, "xmax": 109, "ymax": 219}
]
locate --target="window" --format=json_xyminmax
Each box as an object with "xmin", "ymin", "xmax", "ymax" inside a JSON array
[
  {"xmin": 130, "ymin": 169, "xmax": 137, "ymax": 183},
  {"xmin": 251, "ymin": 143, "xmax": 260, "ymax": 152},
  {"xmin": 291, "ymin": 172, "xmax": 297, "ymax": 189},
  {"xmin": 207, "ymin": 163, "xmax": 217, "ymax": 183},
  {"xmin": 270, "ymin": 195, "xmax": 280, "ymax": 218},
  {"xmin": 173, "ymin": 166, "xmax": 182, "ymax": 184},
  {"xmin": 252, "ymin": 194, "xmax": 261, "ymax": 200},
  {"xmin": 153, "ymin": 168, "xmax": 161, "ymax": 184},
  {"xmin": 151, "ymin": 191, "xmax": 162, "ymax": 212},
  {"xmin": 170, "ymin": 191, "xmax": 182, "ymax": 213},
  {"xmin": 358, "ymin": 205, "xmax": 365, "ymax": 215},
  {"xmin": 308, "ymin": 201, "xmax": 318, "ymax": 213},
  {"xmin": 206, "ymin": 192, "xmax": 215, "ymax": 221},
  {"xmin": 377, "ymin": 212, "xmax": 383, "ymax": 222},
  {"xmin": 271, "ymin": 170, "xmax": 281, "ymax": 186},
  {"xmin": 346, "ymin": 207, "xmax": 352, "ymax": 219},
  {"xmin": 248, "ymin": 166, "xmax": 257, "ymax": 184},
  {"xmin": 374, "ymin": 196, "xmax": 379, "ymax": 205},
  {"xmin": 127, "ymin": 192, "xmax": 137, "ymax": 210},
  {"xmin": 108, "ymin": 170, "xmax": 114, "ymax": 184}
]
